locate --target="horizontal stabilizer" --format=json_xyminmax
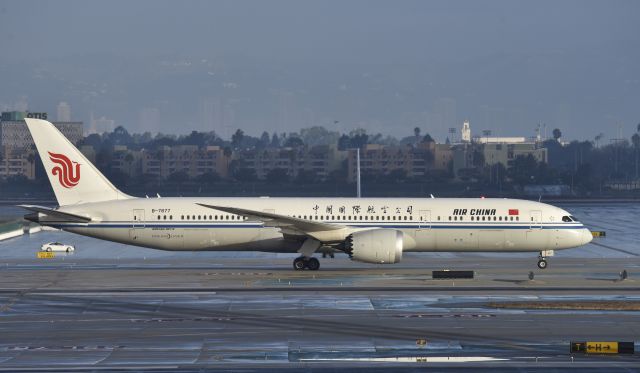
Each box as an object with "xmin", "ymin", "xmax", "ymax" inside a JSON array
[{"xmin": 18, "ymin": 205, "xmax": 92, "ymax": 223}]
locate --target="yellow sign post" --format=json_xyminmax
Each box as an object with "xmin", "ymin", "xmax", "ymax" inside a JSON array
[
  {"xmin": 36, "ymin": 251, "xmax": 55, "ymax": 259},
  {"xmin": 571, "ymin": 341, "xmax": 634, "ymax": 354}
]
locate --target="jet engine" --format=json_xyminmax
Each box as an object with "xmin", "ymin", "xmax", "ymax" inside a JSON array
[{"xmin": 344, "ymin": 229, "xmax": 403, "ymax": 264}]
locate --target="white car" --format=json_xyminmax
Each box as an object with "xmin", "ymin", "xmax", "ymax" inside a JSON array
[{"xmin": 40, "ymin": 242, "xmax": 75, "ymax": 253}]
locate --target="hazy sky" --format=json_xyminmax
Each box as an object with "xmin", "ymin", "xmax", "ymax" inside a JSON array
[{"xmin": 1, "ymin": 0, "xmax": 638, "ymax": 141}]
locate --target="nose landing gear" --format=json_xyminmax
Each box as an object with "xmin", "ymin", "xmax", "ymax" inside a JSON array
[
  {"xmin": 293, "ymin": 256, "xmax": 320, "ymax": 271},
  {"xmin": 537, "ymin": 252, "xmax": 548, "ymax": 269}
]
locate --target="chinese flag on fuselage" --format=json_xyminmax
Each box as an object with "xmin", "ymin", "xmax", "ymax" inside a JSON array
[{"xmin": 508, "ymin": 209, "xmax": 519, "ymax": 215}]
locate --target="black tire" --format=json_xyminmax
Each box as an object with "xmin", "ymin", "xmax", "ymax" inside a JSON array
[
  {"xmin": 293, "ymin": 257, "xmax": 306, "ymax": 270},
  {"xmin": 306, "ymin": 257, "xmax": 320, "ymax": 271},
  {"xmin": 66, "ymin": 247, "xmax": 72, "ymax": 253},
  {"xmin": 537, "ymin": 260, "xmax": 548, "ymax": 269},
  {"xmin": 46, "ymin": 247, "xmax": 52, "ymax": 252}
]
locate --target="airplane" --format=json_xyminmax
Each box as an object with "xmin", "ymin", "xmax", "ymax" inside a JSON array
[{"xmin": 20, "ymin": 118, "xmax": 592, "ymax": 270}]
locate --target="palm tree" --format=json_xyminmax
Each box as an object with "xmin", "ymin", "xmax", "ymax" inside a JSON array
[
  {"xmin": 124, "ymin": 153, "xmax": 135, "ymax": 177},
  {"xmin": 27, "ymin": 153, "xmax": 35, "ymax": 179},
  {"xmin": 552, "ymin": 128, "xmax": 562, "ymax": 141},
  {"xmin": 594, "ymin": 133, "xmax": 604, "ymax": 148}
]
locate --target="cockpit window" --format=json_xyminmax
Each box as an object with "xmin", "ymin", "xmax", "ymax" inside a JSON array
[
  {"xmin": 562, "ymin": 216, "xmax": 573, "ymax": 222},
  {"xmin": 569, "ymin": 215, "xmax": 578, "ymax": 222}
]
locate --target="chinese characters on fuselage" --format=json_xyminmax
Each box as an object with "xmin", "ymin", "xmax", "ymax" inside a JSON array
[{"xmin": 311, "ymin": 204, "xmax": 413, "ymax": 215}]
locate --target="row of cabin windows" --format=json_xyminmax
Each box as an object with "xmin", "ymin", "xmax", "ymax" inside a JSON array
[
  {"xmin": 150, "ymin": 214, "xmax": 566, "ymax": 223},
  {"xmin": 156, "ymin": 214, "xmax": 247, "ymax": 221},
  {"xmin": 438, "ymin": 215, "xmax": 520, "ymax": 222}
]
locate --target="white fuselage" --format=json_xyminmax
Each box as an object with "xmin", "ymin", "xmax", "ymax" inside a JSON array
[{"xmin": 37, "ymin": 197, "xmax": 592, "ymax": 254}]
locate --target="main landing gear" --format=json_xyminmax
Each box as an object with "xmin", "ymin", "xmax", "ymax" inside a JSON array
[
  {"xmin": 293, "ymin": 256, "xmax": 320, "ymax": 271},
  {"xmin": 537, "ymin": 252, "xmax": 548, "ymax": 269}
]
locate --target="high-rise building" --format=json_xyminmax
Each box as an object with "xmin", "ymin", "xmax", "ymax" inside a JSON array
[
  {"xmin": 434, "ymin": 97, "xmax": 457, "ymax": 139},
  {"xmin": 0, "ymin": 111, "xmax": 83, "ymax": 149},
  {"xmin": 461, "ymin": 120, "xmax": 471, "ymax": 142},
  {"xmin": 57, "ymin": 102, "xmax": 71, "ymax": 122},
  {"xmin": 139, "ymin": 107, "xmax": 160, "ymax": 132},
  {"xmin": 90, "ymin": 113, "xmax": 116, "ymax": 134},
  {"xmin": 200, "ymin": 97, "xmax": 222, "ymax": 133}
]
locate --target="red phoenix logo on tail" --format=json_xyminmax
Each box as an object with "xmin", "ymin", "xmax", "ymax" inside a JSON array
[{"xmin": 48, "ymin": 152, "xmax": 81, "ymax": 188}]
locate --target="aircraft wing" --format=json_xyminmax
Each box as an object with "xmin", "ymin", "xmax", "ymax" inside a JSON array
[
  {"xmin": 18, "ymin": 205, "xmax": 92, "ymax": 223},
  {"xmin": 196, "ymin": 203, "xmax": 344, "ymax": 234}
]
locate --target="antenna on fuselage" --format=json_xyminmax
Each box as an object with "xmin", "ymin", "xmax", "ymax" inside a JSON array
[
  {"xmin": 356, "ymin": 147, "xmax": 361, "ymax": 198},
  {"xmin": 430, "ymin": 194, "xmax": 435, "ymax": 199}
]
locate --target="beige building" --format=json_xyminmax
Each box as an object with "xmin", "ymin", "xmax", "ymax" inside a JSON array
[
  {"xmin": 240, "ymin": 145, "xmax": 346, "ymax": 181},
  {"xmin": 140, "ymin": 145, "xmax": 230, "ymax": 180},
  {"xmin": 482, "ymin": 142, "xmax": 547, "ymax": 167},
  {"xmin": 346, "ymin": 143, "xmax": 444, "ymax": 183},
  {"xmin": 0, "ymin": 148, "xmax": 36, "ymax": 180}
]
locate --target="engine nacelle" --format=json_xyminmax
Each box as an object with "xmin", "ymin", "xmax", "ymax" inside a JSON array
[{"xmin": 345, "ymin": 229, "xmax": 403, "ymax": 264}]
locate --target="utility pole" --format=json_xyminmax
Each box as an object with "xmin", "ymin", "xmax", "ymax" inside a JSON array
[{"xmin": 356, "ymin": 148, "xmax": 361, "ymax": 198}]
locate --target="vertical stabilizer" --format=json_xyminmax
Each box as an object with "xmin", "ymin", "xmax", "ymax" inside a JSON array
[{"xmin": 24, "ymin": 118, "xmax": 130, "ymax": 206}]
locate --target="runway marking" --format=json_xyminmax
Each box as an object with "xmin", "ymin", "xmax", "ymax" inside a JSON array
[{"xmin": 589, "ymin": 241, "xmax": 639, "ymax": 257}]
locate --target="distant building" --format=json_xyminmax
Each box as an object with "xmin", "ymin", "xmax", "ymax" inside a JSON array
[
  {"xmin": 461, "ymin": 120, "xmax": 471, "ymax": 142},
  {"xmin": 240, "ymin": 145, "xmax": 346, "ymax": 181},
  {"xmin": 89, "ymin": 114, "xmax": 116, "ymax": 134},
  {"xmin": 0, "ymin": 111, "xmax": 83, "ymax": 149},
  {"xmin": 482, "ymin": 142, "xmax": 547, "ymax": 167},
  {"xmin": 57, "ymin": 102, "xmax": 71, "ymax": 122},
  {"xmin": 346, "ymin": 143, "xmax": 444, "ymax": 183},
  {"xmin": 139, "ymin": 107, "xmax": 160, "ymax": 132},
  {"xmin": 140, "ymin": 145, "xmax": 230, "ymax": 180},
  {"xmin": 0, "ymin": 148, "xmax": 35, "ymax": 180},
  {"xmin": 475, "ymin": 136, "xmax": 527, "ymax": 144}
]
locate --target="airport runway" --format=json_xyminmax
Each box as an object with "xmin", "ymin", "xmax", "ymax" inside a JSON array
[
  {"xmin": 1, "ymin": 257, "xmax": 640, "ymax": 371},
  {"xmin": 0, "ymin": 203, "xmax": 639, "ymax": 371}
]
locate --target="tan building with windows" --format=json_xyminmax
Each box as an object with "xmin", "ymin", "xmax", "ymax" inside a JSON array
[
  {"xmin": 240, "ymin": 145, "xmax": 346, "ymax": 181},
  {"xmin": 140, "ymin": 145, "xmax": 230, "ymax": 180},
  {"xmin": 0, "ymin": 149, "xmax": 36, "ymax": 180},
  {"xmin": 346, "ymin": 142, "xmax": 448, "ymax": 183}
]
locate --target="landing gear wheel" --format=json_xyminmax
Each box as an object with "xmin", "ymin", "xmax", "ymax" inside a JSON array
[
  {"xmin": 306, "ymin": 257, "xmax": 320, "ymax": 271},
  {"xmin": 293, "ymin": 257, "xmax": 306, "ymax": 271},
  {"xmin": 537, "ymin": 259, "xmax": 548, "ymax": 269}
]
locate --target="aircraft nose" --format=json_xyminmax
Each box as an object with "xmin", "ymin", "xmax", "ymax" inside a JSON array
[{"xmin": 582, "ymin": 228, "xmax": 593, "ymax": 245}]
